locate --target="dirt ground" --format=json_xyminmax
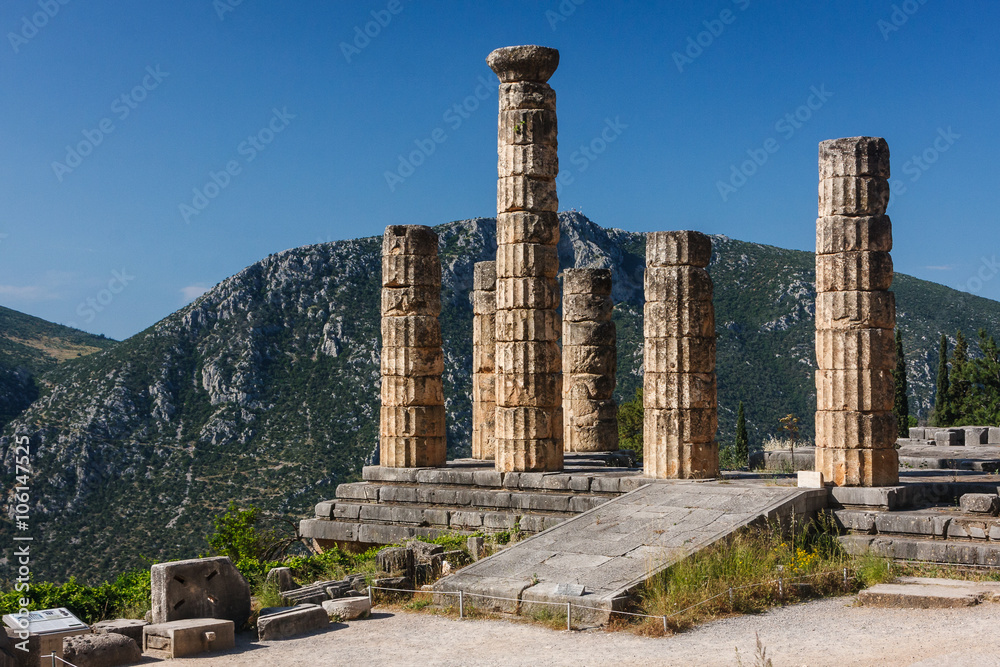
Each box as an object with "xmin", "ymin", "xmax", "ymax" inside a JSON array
[{"xmin": 160, "ymin": 595, "xmax": 1000, "ymax": 667}]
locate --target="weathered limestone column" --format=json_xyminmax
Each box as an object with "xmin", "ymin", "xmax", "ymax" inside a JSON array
[
  {"xmin": 380, "ymin": 225, "xmax": 446, "ymax": 468},
  {"xmin": 487, "ymin": 45, "xmax": 563, "ymax": 472},
  {"xmin": 563, "ymin": 268, "xmax": 618, "ymax": 452},
  {"xmin": 815, "ymin": 137, "xmax": 898, "ymax": 486},
  {"xmin": 643, "ymin": 231, "xmax": 719, "ymax": 479},
  {"xmin": 471, "ymin": 261, "xmax": 497, "ymax": 459}
]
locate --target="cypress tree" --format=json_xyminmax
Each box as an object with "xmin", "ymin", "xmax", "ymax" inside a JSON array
[
  {"xmin": 735, "ymin": 401, "xmax": 749, "ymax": 466},
  {"xmin": 949, "ymin": 330, "xmax": 970, "ymax": 424},
  {"xmin": 892, "ymin": 329, "xmax": 910, "ymax": 437},
  {"xmin": 932, "ymin": 334, "xmax": 950, "ymax": 426}
]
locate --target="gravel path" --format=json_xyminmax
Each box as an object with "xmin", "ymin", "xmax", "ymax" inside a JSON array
[{"xmin": 163, "ymin": 595, "xmax": 1000, "ymax": 667}]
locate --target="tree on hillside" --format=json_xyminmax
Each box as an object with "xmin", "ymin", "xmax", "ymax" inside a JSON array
[
  {"xmin": 949, "ymin": 329, "xmax": 1000, "ymax": 426},
  {"xmin": 948, "ymin": 330, "xmax": 971, "ymax": 425},
  {"xmin": 735, "ymin": 401, "xmax": 749, "ymax": 466},
  {"xmin": 617, "ymin": 387, "xmax": 644, "ymax": 455},
  {"xmin": 893, "ymin": 329, "xmax": 910, "ymax": 437},
  {"xmin": 932, "ymin": 334, "xmax": 951, "ymax": 426}
]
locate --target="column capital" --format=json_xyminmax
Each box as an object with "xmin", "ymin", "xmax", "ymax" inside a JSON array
[{"xmin": 487, "ymin": 45, "xmax": 559, "ymax": 83}]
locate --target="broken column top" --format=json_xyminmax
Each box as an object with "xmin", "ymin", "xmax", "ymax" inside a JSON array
[
  {"xmin": 819, "ymin": 136, "xmax": 890, "ymax": 180},
  {"xmin": 487, "ymin": 45, "xmax": 559, "ymax": 83},
  {"xmin": 563, "ymin": 268, "xmax": 612, "ymax": 296},
  {"xmin": 474, "ymin": 261, "xmax": 497, "ymax": 290},
  {"xmin": 647, "ymin": 231, "xmax": 712, "ymax": 268},
  {"xmin": 383, "ymin": 225, "xmax": 438, "ymax": 256}
]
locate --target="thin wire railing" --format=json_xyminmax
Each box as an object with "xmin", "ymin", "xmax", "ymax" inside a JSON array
[
  {"xmin": 366, "ymin": 566, "xmax": 859, "ymax": 632},
  {"xmin": 43, "ymin": 654, "xmax": 79, "ymax": 667}
]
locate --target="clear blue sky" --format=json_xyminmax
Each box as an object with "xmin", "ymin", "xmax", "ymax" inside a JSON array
[{"xmin": 1, "ymin": 0, "xmax": 997, "ymax": 340}]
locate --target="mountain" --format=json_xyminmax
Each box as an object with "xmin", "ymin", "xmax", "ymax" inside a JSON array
[
  {"xmin": 2, "ymin": 213, "xmax": 998, "ymax": 584},
  {"xmin": 0, "ymin": 306, "xmax": 116, "ymax": 432}
]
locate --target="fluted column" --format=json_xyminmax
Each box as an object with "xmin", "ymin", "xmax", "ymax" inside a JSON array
[
  {"xmin": 563, "ymin": 268, "xmax": 618, "ymax": 452},
  {"xmin": 471, "ymin": 261, "xmax": 497, "ymax": 459},
  {"xmin": 380, "ymin": 225, "xmax": 446, "ymax": 468},
  {"xmin": 643, "ymin": 231, "xmax": 718, "ymax": 479},
  {"xmin": 488, "ymin": 44, "xmax": 563, "ymax": 472},
  {"xmin": 814, "ymin": 136, "xmax": 898, "ymax": 486}
]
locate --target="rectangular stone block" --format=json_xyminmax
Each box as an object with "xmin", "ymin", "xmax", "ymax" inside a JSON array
[
  {"xmin": 563, "ymin": 344, "xmax": 616, "ymax": 375},
  {"xmin": 499, "ymin": 81, "xmax": 556, "ymax": 111},
  {"xmin": 380, "ymin": 375, "xmax": 444, "ymax": 407},
  {"xmin": 498, "ymin": 143, "xmax": 558, "ymax": 178},
  {"xmin": 143, "ymin": 619, "xmax": 235, "ymax": 658},
  {"xmin": 909, "ymin": 427, "xmax": 926, "ymax": 440},
  {"xmin": 381, "ymin": 346, "xmax": 444, "ymax": 376},
  {"xmin": 257, "ymin": 605, "xmax": 329, "ymax": 641},
  {"xmin": 563, "ymin": 293, "xmax": 613, "ymax": 321},
  {"xmin": 935, "ymin": 429, "xmax": 964, "ymax": 446},
  {"xmin": 496, "ymin": 405, "xmax": 562, "ymax": 440},
  {"xmin": 495, "ymin": 436, "xmax": 563, "ymax": 473},
  {"xmin": 798, "ymin": 471, "xmax": 825, "ymax": 488},
  {"xmin": 472, "ymin": 372, "xmax": 496, "ymax": 402},
  {"xmin": 563, "ymin": 320, "xmax": 616, "ymax": 347},
  {"xmin": 382, "ymin": 253, "xmax": 441, "ymax": 288},
  {"xmin": 815, "ymin": 251, "xmax": 893, "ymax": 292},
  {"xmin": 643, "ymin": 300, "xmax": 715, "ymax": 339},
  {"xmin": 495, "ymin": 371, "xmax": 561, "ymax": 407},
  {"xmin": 815, "ymin": 290, "xmax": 895, "ymax": 330},
  {"xmin": 643, "ymin": 406, "xmax": 717, "ymax": 445},
  {"xmin": 816, "ymin": 215, "xmax": 892, "ymax": 254},
  {"xmin": 495, "ymin": 340, "xmax": 561, "ymax": 374},
  {"xmin": 563, "ymin": 268, "xmax": 612, "ymax": 296},
  {"xmin": 150, "ymin": 557, "xmax": 251, "ymax": 628},
  {"xmin": 819, "ymin": 176, "xmax": 890, "ymax": 216},
  {"xmin": 647, "ymin": 230, "xmax": 712, "ymax": 268},
  {"xmin": 496, "ymin": 211, "xmax": 560, "ymax": 245},
  {"xmin": 473, "ymin": 261, "xmax": 497, "ymax": 290},
  {"xmin": 381, "ymin": 315, "xmax": 442, "ymax": 348},
  {"xmin": 496, "ymin": 242, "xmax": 559, "ymax": 278},
  {"xmin": 815, "ymin": 446, "xmax": 899, "ymax": 487},
  {"xmin": 472, "ymin": 291, "xmax": 496, "ymax": 315},
  {"xmin": 380, "ymin": 436, "xmax": 446, "ymax": 468},
  {"xmin": 815, "ymin": 369, "xmax": 894, "ymax": 412},
  {"xmin": 496, "ymin": 308, "xmax": 560, "ymax": 342},
  {"xmin": 644, "ymin": 438, "xmax": 719, "ymax": 479},
  {"xmin": 496, "ymin": 276, "xmax": 559, "ymax": 310},
  {"xmin": 499, "ymin": 109, "xmax": 557, "ymax": 146},
  {"xmin": 814, "ymin": 410, "xmax": 897, "ymax": 449},
  {"xmin": 644, "ymin": 265, "xmax": 713, "ymax": 304},
  {"xmin": 381, "ymin": 285, "xmax": 441, "ymax": 317},
  {"xmin": 644, "ymin": 336, "xmax": 715, "ymax": 374},
  {"xmin": 815, "ymin": 328, "xmax": 895, "ymax": 370},
  {"xmin": 965, "ymin": 426, "xmax": 990, "ymax": 445},
  {"xmin": 380, "ymin": 405, "xmax": 446, "ymax": 438},
  {"xmin": 562, "ymin": 372, "xmax": 616, "ymax": 401},
  {"xmin": 990, "ymin": 427, "xmax": 1000, "ymax": 445},
  {"xmin": 644, "ymin": 372, "xmax": 717, "ymax": 410},
  {"xmin": 497, "ymin": 175, "xmax": 558, "ymax": 213},
  {"xmin": 818, "ymin": 136, "xmax": 890, "ymax": 180}
]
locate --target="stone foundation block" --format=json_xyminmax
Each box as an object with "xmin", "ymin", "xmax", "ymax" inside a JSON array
[
  {"xmin": 646, "ymin": 230, "xmax": 712, "ymax": 268},
  {"xmin": 964, "ymin": 426, "xmax": 990, "ymax": 445},
  {"xmin": 496, "ymin": 242, "xmax": 559, "ymax": 278},
  {"xmin": 496, "ymin": 276, "xmax": 559, "ymax": 310},
  {"xmin": 815, "ymin": 328, "xmax": 895, "ymax": 370},
  {"xmin": 816, "ymin": 215, "xmax": 892, "ymax": 254},
  {"xmin": 815, "ymin": 369, "xmax": 895, "ymax": 412},
  {"xmin": 815, "ymin": 290, "xmax": 895, "ymax": 329},
  {"xmin": 815, "ymin": 446, "xmax": 899, "ymax": 486},
  {"xmin": 644, "ymin": 372, "xmax": 717, "ymax": 410},
  {"xmin": 497, "ymin": 175, "xmax": 557, "ymax": 213},
  {"xmin": 643, "ymin": 300, "xmax": 715, "ymax": 338},
  {"xmin": 496, "ymin": 211, "xmax": 560, "ymax": 245},
  {"xmin": 380, "ymin": 375, "xmax": 444, "ymax": 406},
  {"xmin": 644, "ymin": 336, "xmax": 715, "ymax": 374},
  {"xmin": 819, "ymin": 176, "xmax": 890, "ymax": 216},
  {"xmin": 960, "ymin": 494, "xmax": 1000, "ymax": 515},
  {"xmin": 381, "ymin": 254, "xmax": 442, "ymax": 288},
  {"xmin": 815, "ymin": 251, "xmax": 893, "ymax": 292},
  {"xmin": 143, "ymin": 619, "xmax": 235, "ymax": 658},
  {"xmin": 935, "ymin": 429, "xmax": 965, "ymax": 446}
]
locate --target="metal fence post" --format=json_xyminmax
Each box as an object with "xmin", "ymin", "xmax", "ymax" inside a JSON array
[
  {"xmin": 566, "ymin": 602, "xmax": 571, "ymax": 631},
  {"xmin": 367, "ymin": 585, "xmax": 373, "ymax": 607},
  {"xmin": 843, "ymin": 567, "xmax": 848, "ymax": 590},
  {"xmin": 459, "ymin": 590, "xmax": 464, "ymax": 619},
  {"xmin": 662, "ymin": 615, "xmax": 667, "ymax": 633}
]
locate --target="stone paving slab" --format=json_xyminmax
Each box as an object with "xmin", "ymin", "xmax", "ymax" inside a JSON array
[{"xmin": 434, "ymin": 481, "xmax": 826, "ymax": 622}]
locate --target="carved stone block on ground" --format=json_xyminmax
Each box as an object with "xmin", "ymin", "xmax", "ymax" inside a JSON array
[
  {"xmin": 142, "ymin": 619, "xmax": 235, "ymax": 659},
  {"xmin": 257, "ymin": 605, "xmax": 329, "ymax": 641},
  {"xmin": 150, "ymin": 556, "xmax": 251, "ymax": 628},
  {"xmin": 63, "ymin": 632, "xmax": 141, "ymax": 667}
]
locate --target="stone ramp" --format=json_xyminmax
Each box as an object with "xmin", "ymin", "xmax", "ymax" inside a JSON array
[{"xmin": 434, "ymin": 481, "xmax": 826, "ymax": 622}]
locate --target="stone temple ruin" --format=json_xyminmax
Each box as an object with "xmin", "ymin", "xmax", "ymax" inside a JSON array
[{"xmin": 297, "ymin": 44, "xmax": 1000, "ymax": 620}]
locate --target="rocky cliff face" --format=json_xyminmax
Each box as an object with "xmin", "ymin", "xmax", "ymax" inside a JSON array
[{"xmin": 2, "ymin": 212, "xmax": 997, "ymax": 583}]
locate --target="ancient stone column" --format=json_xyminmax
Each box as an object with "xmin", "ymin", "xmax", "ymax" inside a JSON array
[
  {"xmin": 643, "ymin": 231, "xmax": 718, "ymax": 479},
  {"xmin": 563, "ymin": 268, "xmax": 619, "ymax": 452},
  {"xmin": 487, "ymin": 45, "xmax": 563, "ymax": 472},
  {"xmin": 471, "ymin": 261, "xmax": 497, "ymax": 459},
  {"xmin": 380, "ymin": 225, "xmax": 446, "ymax": 468},
  {"xmin": 815, "ymin": 136, "xmax": 898, "ymax": 486}
]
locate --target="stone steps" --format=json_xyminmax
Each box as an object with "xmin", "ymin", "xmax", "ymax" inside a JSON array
[
  {"xmin": 839, "ymin": 534, "xmax": 1000, "ymax": 567},
  {"xmin": 858, "ymin": 576, "xmax": 1000, "ymax": 608}
]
